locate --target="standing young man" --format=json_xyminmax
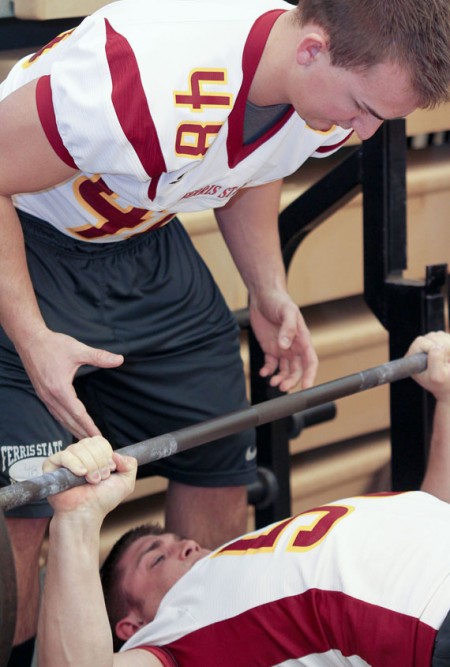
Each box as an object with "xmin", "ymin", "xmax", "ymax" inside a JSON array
[{"xmin": 1, "ymin": 0, "xmax": 449, "ymax": 663}]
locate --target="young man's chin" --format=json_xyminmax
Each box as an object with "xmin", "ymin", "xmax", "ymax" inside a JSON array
[{"xmin": 304, "ymin": 119, "xmax": 336, "ymax": 133}]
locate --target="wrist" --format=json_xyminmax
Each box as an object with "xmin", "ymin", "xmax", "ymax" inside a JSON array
[
  {"xmin": 50, "ymin": 507, "xmax": 104, "ymax": 541},
  {"xmin": 435, "ymin": 395, "xmax": 450, "ymax": 410},
  {"xmin": 249, "ymin": 282, "xmax": 288, "ymax": 302},
  {"xmin": 7, "ymin": 318, "xmax": 49, "ymax": 354}
]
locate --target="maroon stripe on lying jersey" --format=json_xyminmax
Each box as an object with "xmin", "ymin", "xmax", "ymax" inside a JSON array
[
  {"xmin": 104, "ymin": 19, "xmax": 166, "ymax": 193},
  {"xmin": 148, "ymin": 589, "xmax": 436, "ymax": 666},
  {"xmin": 315, "ymin": 131, "xmax": 353, "ymax": 153},
  {"xmin": 138, "ymin": 645, "xmax": 177, "ymax": 666},
  {"xmin": 35, "ymin": 75, "xmax": 78, "ymax": 169}
]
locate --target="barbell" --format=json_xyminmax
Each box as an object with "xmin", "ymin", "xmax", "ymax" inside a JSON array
[{"xmin": 0, "ymin": 351, "xmax": 427, "ymax": 512}]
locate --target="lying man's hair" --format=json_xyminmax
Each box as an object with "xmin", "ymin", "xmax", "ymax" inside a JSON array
[{"xmin": 100, "ymin": 523, "xmax": 165, "ymax": 652}]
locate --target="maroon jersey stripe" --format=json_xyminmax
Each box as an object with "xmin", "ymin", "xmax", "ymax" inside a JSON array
[
  {"xmin": 146, "ymin": 589, "xmax": 436, "ymax": 666},
  {"xmin": 138, "ymin": 646, "xmax": 177, "ymax": 666},
  {"xmin": 104, "ymin": 19, "xmax": 166, "ymax": 185},
  {"xmin": 227, "ymin": 10, "xmax": 293, "ymax": 169},
  {"xmin": 315, "ymin": 131, "xmax": 353, "ymax": 153},
  {"xmin": 35, "ymin": 75, "xmax": 78, "ymax": 169}
]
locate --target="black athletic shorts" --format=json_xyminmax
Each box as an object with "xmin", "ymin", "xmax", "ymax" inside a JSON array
[
  {"xmin": 0, "ymin": 211, "xmax": 256, "ymax": 518},
  {"xmin": 433, "ymin": 608, "xmax": 450, "ymax": 666}
]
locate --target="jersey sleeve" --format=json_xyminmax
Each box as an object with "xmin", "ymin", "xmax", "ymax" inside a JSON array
[
  {"xmin": 133, "ymin": 645, "xmax": 178, "ymax": 666},
  {"xmin": 35, "ymin": 13, "xmax": 164, "ymax": 183}
]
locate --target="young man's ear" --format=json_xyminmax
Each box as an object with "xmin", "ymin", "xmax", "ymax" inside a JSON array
[
  {"xmin": 115, "ymin": 610, "xmax": 145, "ymax": 642},
  {"xmin": 296, "ymin": 31, "xmax": 329, "ymax": 65}
]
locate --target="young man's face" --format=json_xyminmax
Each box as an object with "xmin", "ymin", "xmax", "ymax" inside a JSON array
[
  {"xmin": 294, "ymin": 57, "xmax": 420, "ymax": 140},
  {"xmin": 119, "ymin": 533, "xmax": 210, "ymax": 623}
]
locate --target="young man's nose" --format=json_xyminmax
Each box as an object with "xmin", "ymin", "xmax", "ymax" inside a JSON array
[{"xmin": 353, "ymin": 115, "xmax": 383, "ymax": 140}]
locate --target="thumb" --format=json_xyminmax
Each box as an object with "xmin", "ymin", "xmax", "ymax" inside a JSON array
[
  {"xmin": 278, "ymin": 311, "xmax": 297, "ymax": 350},
  {"xmin": 425, "ymin": 343, "xmax": 446, "ymax": 376},
  {"xmin": 114, "ymin": 452, "xmax": 138, "ymax": 473},
  {"xmin": 83, "ymin": 346, "xmax": 124, "ymax": 370}
]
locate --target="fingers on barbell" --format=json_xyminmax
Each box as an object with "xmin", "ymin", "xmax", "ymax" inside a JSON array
[{"xmin": 43, "ymin": 436, "xmax": 116, "ymax": 482}]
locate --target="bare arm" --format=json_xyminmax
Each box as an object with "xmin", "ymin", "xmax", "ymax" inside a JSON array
[
  {"xmin": 0, "ymin": 79, "xmax": 123, "ymax": 438},
  {"xmin": 406, "ymin": 331, "xmax": 450, "ymax": 502},
  {"xmin": 0, "ymin": 79, "xmax": 74, "ymax": 342},
  {"xmin": 38, "ymin": 437, "xmax": 161, "ymax": 667},
  {"xmin": 215, "ymin": 180, "xmax": 318, "ymax": 391}
]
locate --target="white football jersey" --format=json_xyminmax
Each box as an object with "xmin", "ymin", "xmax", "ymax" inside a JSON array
[
  {"xmin": 0, "ymin": 0, "xmax": 350, "ymax": 242},
  {"xmin": 123, "ymin": 492, "xmax": 450, "ymax": 666}
]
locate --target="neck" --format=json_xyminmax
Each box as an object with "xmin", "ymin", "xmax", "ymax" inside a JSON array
[{"xmin": 249, "ymin": 11, "xmax": 293, "ymax": 106}]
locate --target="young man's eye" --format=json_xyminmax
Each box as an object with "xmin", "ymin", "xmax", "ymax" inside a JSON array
[{"xmin": 152, "ymin": 554, "xmax": 165, "ymax": 567}]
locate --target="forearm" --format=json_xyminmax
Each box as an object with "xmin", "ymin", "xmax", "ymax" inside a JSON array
[
  {"xmin": 38, "ymin": 512, "xmax": 115, "ymax": 667},
  {"xmin": 405, "ymin": 334, "xmax": 450, "ymax": 502},
  {"xmin": 0, "ymin": 195, "xmax": 48, "ymax": 349},
  {"xmin": 215, "ymin": 180, "xmax": 287, "ymax": 296},
  {"xmin": 421, "ymin": 399, "xmax": 450, "ymax": 502},
  {"xmin": 0, "ymin": 79, "xmax": 78, "ymax": 351},
  {"xmin": 216, "ymin": 180, "xmax": 318, "ymax": 390}
]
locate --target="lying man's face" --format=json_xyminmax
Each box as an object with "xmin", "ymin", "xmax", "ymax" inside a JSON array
[{"xmin": 119, "ymin": 533, "xmax": 210, "ymax": 626}]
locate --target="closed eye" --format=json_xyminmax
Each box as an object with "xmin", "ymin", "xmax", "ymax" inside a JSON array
[
  {"xmin": 152, "ymin": 554, "xmax": 165, "ymax": 568},
  {"xmin": 359, "ymin": 101, "xmax": 386, "ymax": 121},
  {"xmin": 137, "ymin": 538, "xmax": 164, "ymax": 568}
]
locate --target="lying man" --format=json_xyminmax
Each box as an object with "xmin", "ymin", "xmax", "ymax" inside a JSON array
[{"xmin": 38, "ymin": 331, "xmax": 450, "ymax": 666}]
